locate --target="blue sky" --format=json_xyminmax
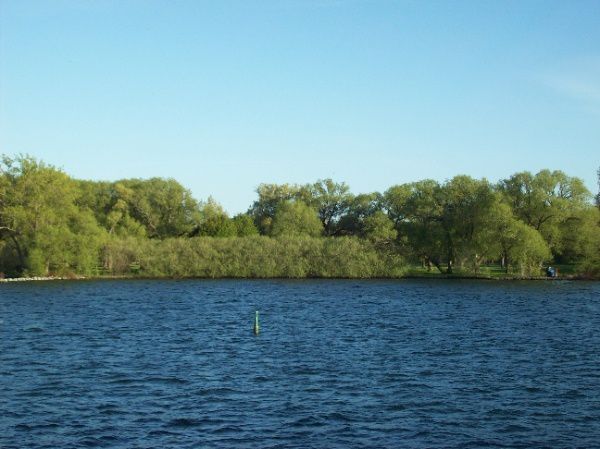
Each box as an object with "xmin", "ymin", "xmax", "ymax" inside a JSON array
[{"xmin": 1, "ymin": 0, "xmax": 599, "ymax": 213}]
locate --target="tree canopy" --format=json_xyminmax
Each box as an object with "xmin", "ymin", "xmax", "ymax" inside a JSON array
[
  {"xmin": 1, "ymin": 154, "xmax": 598, "ymax": 279},
  {"xmin": 270, "ymin": 201, "xmax": 323, "ymax": 238}
]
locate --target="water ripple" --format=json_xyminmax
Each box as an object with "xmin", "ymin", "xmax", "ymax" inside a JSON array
[{"xmin": 1, "ymin": 279, "xmax": 600, "ymax": 448}]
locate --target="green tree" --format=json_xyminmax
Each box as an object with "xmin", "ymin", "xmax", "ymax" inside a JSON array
[
  {"xmin": 76, "ymin": 180, "xmax": 114, "ymax": 224},
  {"xmin": 558, "ymin": 207, "xmax": 600, "ymax": 265},
  {"xmin": 481, "ymin": 202, "xmax": 550, "ymax": 274},
  {"xmin": 105, "ymin": 183, "xmax": 144, "ymax": 236},
  {"xmin": 121, "ymin": 178, "xmax": 200, "ymax": 238},
  {"xmin": 232, "ymin": 213, "xmax": 259, "ymax": 237},
  {"xmin": 0, "ymin": 155, "xmax": 106, "ymax": 275},
  {"xmin": 438, "ymin": 176, "xmax": 500, "ymax": 272},
  {"xmin": 383, "ymin": 184, "xmax": 412, "ymax": 227},
  {"xmin": 305, "ymin": 179, "xmax": 353, "ymax": 235},
  {"xmin": 337, "ymin": 192, "xmax": 383, "ymax": 236},
  {"xmin": 248, "ymin": 183, "xmax": 303, "ymax": 234},
  {"xmin": 501, "ymin": 219, "xmax": 551, "ymax": 276},
  {"xmin": 270, "ymin": 201, "xmax": 323, "ymax": 237},
  {"xmin": 196, "ymin": 197, "xmax": 236, "ymax": 237},
  {"xmin": 362, "ymin": 211, "xmax": 397, "ymax": 243},
  {"xmin": 77, "ymin": 178, "xmax": 200, "ymax": 238},
  {"xmin": 386, "ymin": 180, "xmax": 447, "ymax": 272},
  {"xmin": 499, "ymin": 170, "xmax": 590, "ymax": 258},
  {"xmin": 578, "ymin": 218, "xmax": 600, "ymax": 277}
]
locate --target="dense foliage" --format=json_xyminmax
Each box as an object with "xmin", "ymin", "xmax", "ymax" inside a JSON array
[{"xmin": 1, "ymin": 155, "xmax": 599, "ymax": 278}]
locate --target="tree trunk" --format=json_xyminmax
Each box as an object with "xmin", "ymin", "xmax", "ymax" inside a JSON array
[
  {"xmin": 429, "ymin": 257, "xmax": 444, "ymax": 274},
  {"xmin": 0, "ymin": 227, "xmax": 26, "ymax": 272},
  {"xmin": 10, "ymin": 234, "xmax": 25, "ymax": 272}
]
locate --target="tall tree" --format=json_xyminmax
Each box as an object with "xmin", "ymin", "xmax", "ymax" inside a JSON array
[
  {"xmin": 337, "ymin": 192, "xmax": 383, "ymax": 236},
  {"xmin": 390, "ymin": 180, "xmax": 447, "ymax": 272},
  {"xmin": 383, "ymin": 184, "xmax": 412, "ymax": 227},
  {"xmin": 362, "ymin": 211, "xmax": 397, "ymax": 243},
  {"xmin": 231, "ymin": 213, "xmax": 259, "ymax": 237},
  {"xmin": 385, "ymin": 177, "xmax": 504, "ymax": 273},
  {"xmin": 76, "ymin": 178, "xmax": 200, "ymax": 238},
  {"xmin": 483, "ymin": 202, "xmax": 551, "ymax": 274},
  {"xmin": 0, "ymin": 155, "xmax": 105, "ymax": 275},
  {"xmin": 248, "ymin": 183, "xmax": 303, "ymax": 234},
  {"xmin": 195, "ymin": 197, "xmax": 236, "ymax": 237},
  {"xmin": 439, "ymin": 176, "xmax": 499, "ymax": 271},
  {"xmin": 499, "ymin": 170, "xmax": 591, "ymax": 258},
  {"xmin": 121, "ymin": 178, "xmax": 200, "ymax": 238},
  {"xmin": 305, "ymin": 179, "xmax": 353, "ymax": 235},
  {"xmin": 270, "ymin": 201, "xmax": 323, "ymax": 237}
]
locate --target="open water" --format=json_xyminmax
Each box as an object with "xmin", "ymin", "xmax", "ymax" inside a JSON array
[{"xmin": 1, "ymin": 279, "xmax": 600, "ymax": 448}]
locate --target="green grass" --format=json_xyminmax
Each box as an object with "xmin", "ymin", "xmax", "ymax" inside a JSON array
[
  {"xmin": 403, "ymin": 263, "xmax": 569, "ymax": 279},
  {"xmin": 551, "ymin": 264, "xmax": 577, "ymax": 275}
]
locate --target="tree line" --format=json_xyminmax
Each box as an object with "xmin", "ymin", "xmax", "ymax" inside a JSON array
[{"xmin": 1, "ymin": 154, "xmax": 599, "ymax": 278}]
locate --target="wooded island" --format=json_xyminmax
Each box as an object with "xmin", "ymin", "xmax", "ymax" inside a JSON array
[{"xmin": 1, "ymin": 155, "xmax": 599, "ymax": 279}]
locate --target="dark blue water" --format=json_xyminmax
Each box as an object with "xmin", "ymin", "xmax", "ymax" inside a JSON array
[{"xmin": 1, "ymin": 280, "xmax": 600, "ymax": 448}]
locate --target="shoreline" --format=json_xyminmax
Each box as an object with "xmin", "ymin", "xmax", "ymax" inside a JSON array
[{"xmin": 1, "ymin": 274, "xmax": 597, "ymax": 283}]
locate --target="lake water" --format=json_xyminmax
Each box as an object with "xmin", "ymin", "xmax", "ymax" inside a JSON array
[{"xmin": 1, "ymin": 279, "xmax": 600, "ymax": 448}]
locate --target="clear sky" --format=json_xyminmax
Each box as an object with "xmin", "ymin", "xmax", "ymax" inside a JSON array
[{"xmin": 1, "ymin": 0, "xmax": 599, "ymax": 214}]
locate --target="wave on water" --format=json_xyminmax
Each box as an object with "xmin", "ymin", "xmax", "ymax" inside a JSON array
[
  {"xmin": 22, "ymin": 324, "xmax": 44, "ymax": 332},
  {"xmin": 2, "ymin": 279, "xmax": 600, "ymax": 448}
]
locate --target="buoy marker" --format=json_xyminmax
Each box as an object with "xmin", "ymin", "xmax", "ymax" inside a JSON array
[{"xmin": 253, "ymin": 310, "xmax": 260, "ymax": 335}]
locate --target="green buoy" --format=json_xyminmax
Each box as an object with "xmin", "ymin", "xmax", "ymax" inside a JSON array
[{"xmin": 253, "ymin": 310, "xmax": 260, "ymax": 335}]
